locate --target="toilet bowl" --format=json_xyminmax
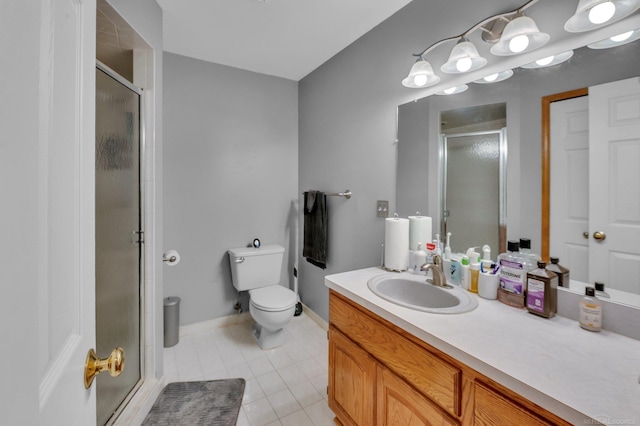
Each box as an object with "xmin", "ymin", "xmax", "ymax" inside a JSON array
[
  {"xmin": 249, "ymin": 285, "xmax": 297, "ymax": 349},
  {"xmin": 228, "ymin": 244, "xmax": 297, "ymax": 349}
]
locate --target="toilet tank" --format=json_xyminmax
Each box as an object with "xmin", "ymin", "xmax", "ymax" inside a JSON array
[{"xmin": 228, "ymin": 244, "xmax": 285, "ymax": 291}]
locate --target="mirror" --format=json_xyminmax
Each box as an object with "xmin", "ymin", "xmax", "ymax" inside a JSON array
[{"xmin": 396, "ymin": 36, "xmax": 640, "ymax": 306}]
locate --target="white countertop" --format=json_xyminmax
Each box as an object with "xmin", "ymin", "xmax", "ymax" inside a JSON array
[{"xmin": 325, "ymin": 267, "xmax": 640, "ymax": 425}]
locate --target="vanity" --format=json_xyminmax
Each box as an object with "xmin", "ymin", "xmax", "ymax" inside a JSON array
[{"xmin": 326, "ymin": 268, "xmax": 640, "ymax": 425}]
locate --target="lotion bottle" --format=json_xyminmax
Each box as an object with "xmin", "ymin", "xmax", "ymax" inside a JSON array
[
  {"xmin": 460, "ymin": 256, "xmax": 470, "ymax": 290},
  {"xmin": 469, "ymin": 262, "xmax": 480, "ymax": 293},
  {"xmin": 579, "ymin": 287, "xmax": 602, "ymax": 332}
]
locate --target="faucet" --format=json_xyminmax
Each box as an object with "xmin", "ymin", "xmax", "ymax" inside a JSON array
[{"xmin": 421, "ymin": 255, "xmax": 452, "ymax": 288}]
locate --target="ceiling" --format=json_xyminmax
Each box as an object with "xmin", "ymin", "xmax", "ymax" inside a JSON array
[{"xmin": 155, "ymin": 0, "xmax": 413, "ymax": 81}]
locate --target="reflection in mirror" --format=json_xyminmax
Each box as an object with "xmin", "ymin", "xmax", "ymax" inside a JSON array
[
  {"xmin": 543, "ymin": 76, "xmax": 640, "ymax": 301},
  {"xmin": 397, "ymin": 37, "xmax": 640, "ymax": 307},
  {"xmin": 440, "ymin": 104, "xmax": 506, "ymax": 254}
]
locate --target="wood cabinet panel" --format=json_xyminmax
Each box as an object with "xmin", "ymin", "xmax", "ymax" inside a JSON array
[
  {"xmin": 474, "ymin": 381, "xmax": 552, "ymax": 426},
  {"xmin": 329, "ymin": 327, "xmax": 376, "ymax": 426},
  {"xmin": 377, "ymin": 365, "xmax": 459, "ymax": 426},
  {"xmin": 330, "ymin": 291, "xmax": 461, "ymax": 416}
]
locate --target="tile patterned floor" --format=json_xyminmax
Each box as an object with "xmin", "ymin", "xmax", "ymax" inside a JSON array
[{"xmin": 163, "ymin": 312, "xmax": 335, "ymax": 426}]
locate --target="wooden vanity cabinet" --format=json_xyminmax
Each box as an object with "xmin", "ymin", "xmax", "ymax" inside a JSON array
[{"xmin": 328, "ymin": 290, "xmax": 572, "ymax": 426}]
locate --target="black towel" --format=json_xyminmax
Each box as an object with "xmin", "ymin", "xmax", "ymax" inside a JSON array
[{"xmin": 303, "ymin": 191, "xmax": 328, "ymax": 269}]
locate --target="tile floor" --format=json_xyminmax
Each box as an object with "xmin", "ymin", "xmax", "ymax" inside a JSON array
[{"xmin": 163, "ymin": 312, "xmax": 336, "ymax": 426}]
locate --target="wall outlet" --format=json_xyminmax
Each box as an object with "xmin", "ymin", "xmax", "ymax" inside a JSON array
[{"xmin": 377, "ymin": 200, "xmax": 389, "ymax": 218}]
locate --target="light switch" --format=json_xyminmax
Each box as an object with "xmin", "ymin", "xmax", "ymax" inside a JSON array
[{"xmin": 377, "ymin": 200, "xmax": 389, "ymax": 218}]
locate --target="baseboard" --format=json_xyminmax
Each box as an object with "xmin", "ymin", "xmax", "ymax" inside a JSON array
[
  {"xmin": 179, "ymin": 311, "xmax": 252, "ymax": 337},
  {"xmin": 301, "ymin": 303, "xmax": 328, "ymax": 331}
]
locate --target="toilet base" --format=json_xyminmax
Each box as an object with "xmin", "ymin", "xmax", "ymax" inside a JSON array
[{"xmin": 252, "ymin": 322, "xmax": 285, "ymax": 349}]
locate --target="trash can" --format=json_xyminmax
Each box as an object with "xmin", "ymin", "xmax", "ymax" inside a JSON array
[{"xmin": 163, "ymin": 296, "xmax": 180, "ymax": 348}]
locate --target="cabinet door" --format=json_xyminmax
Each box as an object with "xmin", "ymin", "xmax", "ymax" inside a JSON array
[
  {"xmin": 377, "ymin": 365, "xmax": 458, "ymax": 426},
  {"xmin": 474, "ymin": 381, "xmax": 552, "ymax": 426},
  {"xmin": 329, "ymin": 327, "xmax": 376, "ymax": 426}
]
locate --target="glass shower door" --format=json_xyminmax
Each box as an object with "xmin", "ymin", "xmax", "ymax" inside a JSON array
[
  {"xmin": 95, "ymin": 66, "xmax": 142, "ymax": 426},
  {"xmin": 442, "ymin": 130, "xmax": 505, "ymax": 254}
]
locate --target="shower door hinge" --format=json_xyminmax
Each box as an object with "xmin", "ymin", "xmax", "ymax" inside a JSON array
[{"xmin": 133, "ymin": 230, "xmax": 144, "ymax": 244}]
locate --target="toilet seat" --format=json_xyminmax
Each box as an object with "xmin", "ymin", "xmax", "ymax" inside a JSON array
[{"xmin": 249, "ymin": 285, "xmax": 296, "ymax": 312}]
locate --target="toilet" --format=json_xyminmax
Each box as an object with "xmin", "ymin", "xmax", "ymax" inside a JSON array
[{"xmin": 228, "ymin": 244, "xmax": 297, "ymax": 349}]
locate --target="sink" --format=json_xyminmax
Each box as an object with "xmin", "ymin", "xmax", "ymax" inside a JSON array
[{"xmin": 367, "ymin": 273, "xmax": 478, "ymax": 314}]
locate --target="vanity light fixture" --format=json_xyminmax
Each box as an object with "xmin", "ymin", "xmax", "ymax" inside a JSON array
[
  {"xmin": 565, "ymin": 0, "xmax": 640, "ymax": 32},
  {"xmin": 401, "ymin": 59, "xmax": 440, "ymax": 88},
  {"xmin": 435, "ymin": 85, "xmax": 469, "ymax": 95},
  {"xmin": 489, "ymin": 14, "xmax": 550, "ymax": 56},
  {"xmin": 441, "ymin": 38, "xmax": 487, "ymax": 74},
  {"xmin": 402, "ymin": 0, "xmax": 546, "ymax": 88},
  {"xmin": 587, "ymin": 28, "xmax": 640, "ymax": 47},
  {"xmin": 520, "ymin": 50, "xmax": 574, "ymax": 68},
  {"xmin": 473, "ymin": 69, "xmax": 514, "ymax": 84}
]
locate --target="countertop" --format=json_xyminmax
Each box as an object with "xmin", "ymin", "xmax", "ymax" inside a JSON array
[{"xmin": 325, "ymin": 267, "xmax": 640, "ymax": 425}]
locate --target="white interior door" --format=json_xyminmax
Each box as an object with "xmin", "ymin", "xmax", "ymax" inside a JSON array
[
  {"xmin": 549, "ymin": 96, "xmax": 589, "ymax": 282},
  {"xmin": 33, "ymin": 0, "xmax": 97, "ymax": 423},
  {"xmin": 589, "ymin": 77, "xmax": 640, "ymax": 295}
]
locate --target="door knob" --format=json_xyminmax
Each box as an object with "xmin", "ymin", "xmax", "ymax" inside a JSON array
[
  {"xmin": 84, "ymin": 347, "xmax": 125, "ymax": 389},
  {"xmin": 583, "ymin": 232, "xmax": 589, "ymax": 239},
  {"xmin": 593, "ymin": 231, "xmax": 606, "ymax": 241}
]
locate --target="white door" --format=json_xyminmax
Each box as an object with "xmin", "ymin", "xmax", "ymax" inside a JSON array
[
  {"xmin": 589, "ymin": 77, "xmax": 640, "ymax": 295},
  {"xmin": 1, "ymin": 0, "xmax": 97, "ymax": 423},
  {"xmin": 549, "ymin": 96, "xmax": 590, "ymax": 282}
]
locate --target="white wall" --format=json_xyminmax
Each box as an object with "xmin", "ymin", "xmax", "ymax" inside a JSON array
[{"xmin": 163, "ymin": 53, "xmax": 298, "ymax": 325}]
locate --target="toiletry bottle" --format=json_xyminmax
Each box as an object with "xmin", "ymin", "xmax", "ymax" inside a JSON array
[
  {"xmin": 519, "ymin": 238, "xmax": 541, "ymax": 262},
  {"xmin": 482, "ymin": 245, "xmax": 491, "ymax": 261},
  {"xmin": 449, "ymin": 253, "xmax": 462, "ymax": 285},
  {"xmin": 594, "ymin": 282, "xmax": 611, "ymax": 299},
  {"xmin": 526, "ymin": 261, "xmax": 558, "ymax": 318},
  {"xmin": 444, "ymin": 232, "xmax": 452, "ymax": 260},
  {"xmin": 579, "ymin": 287, "xmax": 602, "ymax": 332},
  {"xmin": 469, "ymin": 262, "xmax": 480, "ymax": 293},
  {"xmin": 409, "ymin": 243, "xmax": 427, "ymax": 275},
  {"xmin": 497, "ymin": 240, "xmax": 535, "ymax": 308},
  {"xmin": 460, "ymin": 256, "xmax": 470, "ymax": 290},
  {"xmin": 546, "ymin": 257, "xmax": 570, "ymax": 288},
  {"xmin": 466, "ymin": 246, "xmax": 480, "ymax": 264}
]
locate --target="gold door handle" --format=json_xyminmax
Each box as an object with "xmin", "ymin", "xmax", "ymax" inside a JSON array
[
  {"xmin": 583, "ymin": 232, "xmax": 589, "ymax": 239},
  {"xmin": 84, "ymin": 347, "xmax": 125, "ymax": 389},
  {"xmin": 593, "ymin": 231, "xmax": 606, "ymax": 241}
]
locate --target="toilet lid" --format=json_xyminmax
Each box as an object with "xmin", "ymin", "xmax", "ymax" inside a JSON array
[{"xmin": 249, "ymin": 285, "xmax": 297, "ymax": 311}]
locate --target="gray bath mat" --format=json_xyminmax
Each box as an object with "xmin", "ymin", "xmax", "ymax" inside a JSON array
[{"xmin": 143, "ymin": 378, "xmax": 245, "ymax": 425}]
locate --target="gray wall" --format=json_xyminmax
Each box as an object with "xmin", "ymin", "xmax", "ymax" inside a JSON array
[
  {"xmin": 298, "ymin": 0, "xmax": 640, "ymax": 321},
  {"xmin": 163, "ymin": 52, "xmax": 298, "ymax": 325}
]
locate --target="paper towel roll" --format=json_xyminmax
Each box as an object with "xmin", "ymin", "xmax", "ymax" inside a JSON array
[
  {"xmin": 163, "ymin": 250, "xmax": 181, "ymax": 266},
  {"xmin": 384, "ymin": 217, "xmax": 409, "ymax": 271},
  {"xmin": 408, "ymin": 215, "xmax": 432, "ymax": 250}
]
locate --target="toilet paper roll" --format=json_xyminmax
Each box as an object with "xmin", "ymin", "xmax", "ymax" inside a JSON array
[
  {"xmin": 163, "ymin": 250, "xmax": 181, "ymax": 266},
  {"xmin": 384, "ymin": 217, "xmax": 409, "ymax": 271},
  {"xmin": 408, "ymin": 215, "xmax": 432, "ymax": 250}
]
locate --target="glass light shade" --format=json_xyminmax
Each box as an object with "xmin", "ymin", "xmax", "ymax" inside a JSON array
[
  {"xmin": 588, "ymin": 28, "xmax": 640, "ymax": 48},
  {"xmin": 441, "ymin": 39, "xmax": 488, "ymax": 74},
  {"xmin": 402, "ymin": 60, "xmax": 441, "ymax": 88},
  {"xmin": 473, "ymin": 69, "xmax": 514, "ymax": 84},
  {"xmin": 565, "ymin": 0, "xmax": 640, "ymax": 33},
  {"xmin": 490, "ymin": 16, "xmax": 550, "ymax": 56},
  {"xmin": 435, "ymin": 84, "xmax": 469, "ymax": 95},
  {"xmin": 520, "ymin": 50, "xmax": 574, "ymax": 68}
]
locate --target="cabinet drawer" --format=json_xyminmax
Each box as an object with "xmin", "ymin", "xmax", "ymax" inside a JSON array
[
  {"xmin": 330, "ymin": 291, "xmax": 462, "ymax": 416},
  {"xmin": 474, "ymin": 381, "xmax": 553, "ymax": 426}
]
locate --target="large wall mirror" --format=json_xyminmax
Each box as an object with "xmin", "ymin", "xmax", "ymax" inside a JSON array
[{"xmin": 396, "ymin": 33, "xmax": 640, "ymax": 307}]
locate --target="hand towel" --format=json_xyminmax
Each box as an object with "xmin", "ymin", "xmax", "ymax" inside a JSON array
[{"xmin": 303, "ymin": 190, "xmax": 327, "ymax": 269}]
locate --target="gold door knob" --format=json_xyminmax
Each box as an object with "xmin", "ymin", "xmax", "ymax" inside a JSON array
[
  {"xmin": 84, "ymin": 347, "xmax": 125, "ymax": 389},
  {"xmin": 593, "ymin": 231, "xmax": 606, "ymax": 241},
  {"xmin": 583, "ymin": 232, "xmax": 589, "ymax": 239}
]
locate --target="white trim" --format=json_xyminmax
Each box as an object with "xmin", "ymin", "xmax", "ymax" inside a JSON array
[{"xmin": 300, "ymin": 303, "xmax": 328, "ymax": 331}]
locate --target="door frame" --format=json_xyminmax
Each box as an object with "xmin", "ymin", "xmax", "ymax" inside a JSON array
[
  {"xmin": 541, "ymin": 88, "xmax": 588, "ymax": 261},
  {"xmin": 96, "ymin": 60, "xmax": 146, "ymax": 425}
]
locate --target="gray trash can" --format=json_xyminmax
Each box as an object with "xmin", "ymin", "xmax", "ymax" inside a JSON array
[{"xmin": 163, "ymin": 296, "xmax": 180, "ymax": 348}]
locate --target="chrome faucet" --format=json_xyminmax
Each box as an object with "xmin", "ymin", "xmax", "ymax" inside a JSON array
[{"xmin": 420, "ymin": 255, "xmax": 452, "ymax": 289}]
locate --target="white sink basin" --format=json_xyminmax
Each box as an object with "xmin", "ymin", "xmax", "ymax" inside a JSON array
[{"xmin": 367, "ymin": 273, "xmax": 478, "ymax": 314}]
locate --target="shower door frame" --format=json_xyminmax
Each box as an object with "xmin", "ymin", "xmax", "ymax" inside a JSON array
[{"xmin": 96, "ymin": 60, "xmax": 146, "ymax": 425}]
